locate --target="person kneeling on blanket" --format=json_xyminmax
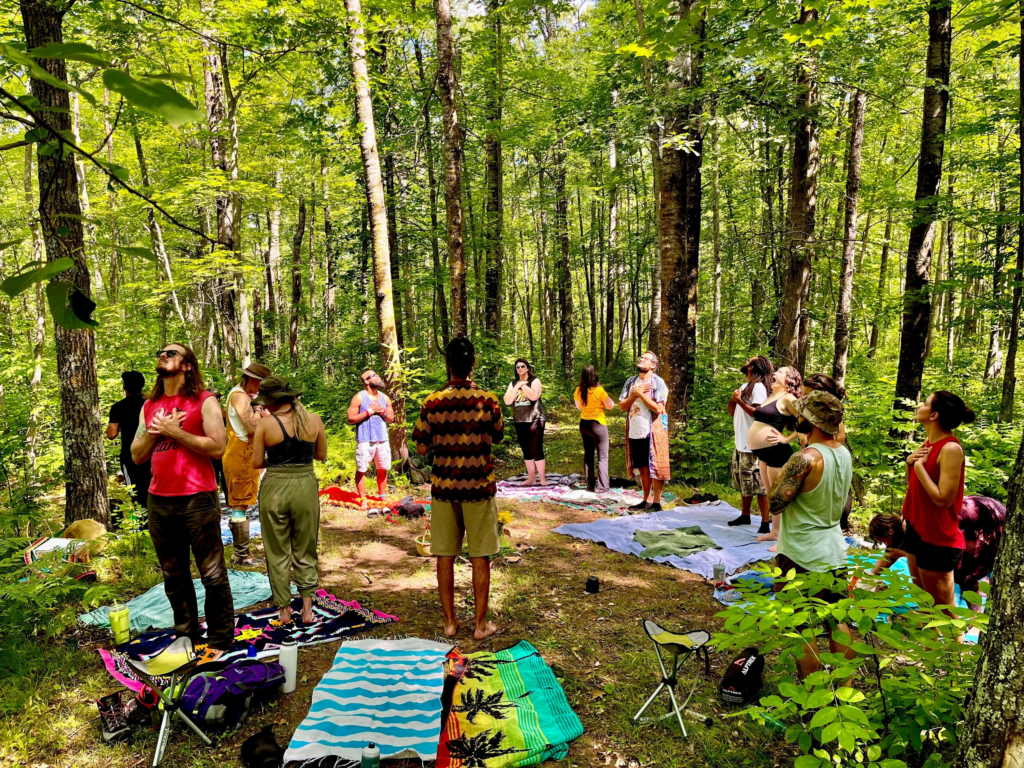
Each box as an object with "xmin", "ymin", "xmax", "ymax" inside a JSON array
[{"xmin": 768, "ymin": 390, "xmax": 855, "ymax": 679}]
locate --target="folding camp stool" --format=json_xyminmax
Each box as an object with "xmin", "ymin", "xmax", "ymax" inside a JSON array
[
  {"xmin": 125, "ymin": 636, "xmax": 221, "ymax": 767},
  {"xmin": 634, "ymin": 620, "xmax": 711, "ymax": 737}
]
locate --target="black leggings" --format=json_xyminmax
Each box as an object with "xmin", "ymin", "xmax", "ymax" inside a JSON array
[{"xmin": 514, "ymin": 420, "xmax": 545, "ymax": 461}]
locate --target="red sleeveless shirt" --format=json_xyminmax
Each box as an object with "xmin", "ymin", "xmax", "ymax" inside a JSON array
[
  {"xmin": 901, "ymin": 435, "xmax": 965, "ymax": 549},
  {"xmin": 144, "ymin": 390, "xmax": 218, "ymax": 497}
]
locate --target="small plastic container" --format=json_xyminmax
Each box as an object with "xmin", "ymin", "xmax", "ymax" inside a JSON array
[{"xmin": 361, "ymin": 742, "xmax": 380, "ymax": 768}]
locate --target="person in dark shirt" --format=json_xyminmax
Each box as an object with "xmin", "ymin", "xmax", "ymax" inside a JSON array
[{"xmin": 107, "ymin": 370, "xmax": 152, "ymax": 509}]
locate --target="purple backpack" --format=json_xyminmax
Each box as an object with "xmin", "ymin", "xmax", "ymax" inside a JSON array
[{"xmin": 181, "ymin": 660, "xmax": 286, "ymax": 731}]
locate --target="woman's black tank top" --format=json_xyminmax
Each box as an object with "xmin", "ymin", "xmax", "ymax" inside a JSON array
[
  {"xmin": 266, "ymin": 414, "xmax": 316, "ymax": 466},
  {"xmin": 753, "ymin": 397, "xmax": 793, "ymax": 432}
]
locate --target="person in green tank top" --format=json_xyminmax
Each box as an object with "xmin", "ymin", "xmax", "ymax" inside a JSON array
[{"xmin": 767, "ymin": 390, "xmax": 855, "ymax": 679}]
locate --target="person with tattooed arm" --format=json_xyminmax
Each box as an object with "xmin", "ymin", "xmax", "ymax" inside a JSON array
[{"xmin": 768, "ymin": 390, "xmax": 854, "ymax": 679}]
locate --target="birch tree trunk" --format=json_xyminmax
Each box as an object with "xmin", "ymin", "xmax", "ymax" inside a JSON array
[
  {"xmin": 24, "ymin": 145, "xmax": 45, "ymax": 467},
  {"xmin": 290, "ymin": 198, "xmax": 306, "ymax": 368},
  {"xmin": 710, "ymin": 111, "xmax": 723, "ymax": 374},
  {"xmin": 347, "ymin": 0, "xmax": 407, "ymax": 465},
  {"xmin": 868, "ymin": 209, "xmax": 893, "ymax": 358},
  {"xmin": 894, "ymin": 0, "xmax": 951, "ymax": 409},
  {"xmin": 832, "ymin": 89, "xmax": 867, "ymax": 388},
  {"xmin": 21, "ymin": 0, "xmax": 109, "ymax": 526},
  {"xmin": 434, "ymin": 0, "xmax": 468, "ymax": 336},
  {"xmin": 323, "ymin": 157, "xmax": 337, "ymax": 343}
]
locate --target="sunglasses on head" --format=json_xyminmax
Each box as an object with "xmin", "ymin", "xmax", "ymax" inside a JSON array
[{"xmin": 156, "ymin": 349, "xmax": 181, "ymax": 359}]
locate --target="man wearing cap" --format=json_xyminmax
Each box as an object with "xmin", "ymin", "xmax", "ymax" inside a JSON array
[
  {"xmin": 223, "ymin": 362, "xmax": 272, "ymax": 565},
  {"xmin": 347, "ymin": 370, "xmax": 395, "ymax": 498},
  {"xmin": 768, "ymin": 390, "xmax": 855, "ymax": 678}
]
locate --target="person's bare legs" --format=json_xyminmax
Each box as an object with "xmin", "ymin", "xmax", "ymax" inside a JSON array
[
  {"xmin": 355, "ymin": 470, "xmax": 367, "ymax": 498},
  {"xmin": 376, "ymin": 468, "xmax": 388, "ymax": 496},
  {"xmin": 437, "ymin": 554, "xmax": 460, "ymax": 637},
  {"xmin": 651, "ymin": 478, "xmax": 664, "ymax": 504},
  {"xmin": 756, "ymin": 462, "xmax": 782, "ymax": 545},
  {"xmin": 639, "ymin": 467, "xmax": 653, "ymax": 503},
  {"xmin": 536, "ymin": 459, "xmax": 547, "ymax": 486},
  {"xmin": 756, "ymin": 494, "xmax": 770, "ymax": 523},
  {"xmin": 300, "ymin": 596, "xmax": 314, "ymax": 624},
  {"xmin": 524, "ymin": 459, "xmax": 536, "ymax": 485},
  {"xmin": 471, "ymin": 556, "xmax": 498, "ymax": 640},
  {"xmin": 919, "ymin": 567, "xmax": 963, "ymax": 641}
]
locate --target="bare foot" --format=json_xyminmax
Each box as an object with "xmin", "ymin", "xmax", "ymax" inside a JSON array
[
  {"xmin": 279, "ymin": 606, "xmax": 293, "ymax": 624},
  {"xmin": 473, "ymin": 621, "xmax": 499, "ymax": 640},
  {"xmin": 756, "ymin": 532, "xmax": 779, "ymax": 543},
  {"xmin": 301, "ymin": 608, "xmax": 315, "ymax": 623},
  {"xmin": 443, "ymin": 620, "xmax": 460, "ymax": 637},
  {"xmin": 768, "ymin": 544, "xmax": 777, "ymax": 554}
]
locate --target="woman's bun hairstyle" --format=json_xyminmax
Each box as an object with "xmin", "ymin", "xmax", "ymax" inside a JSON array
[{"xmin": 930, "ymin": 391, "xmax": 976, "ymax": 431}]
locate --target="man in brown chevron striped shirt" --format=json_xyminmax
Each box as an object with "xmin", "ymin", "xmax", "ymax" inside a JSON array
[{"xmin": 414, "ymin": 337, "xmax": 504, "ymax": 640}]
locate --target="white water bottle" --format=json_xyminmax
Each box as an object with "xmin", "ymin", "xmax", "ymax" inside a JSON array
[
  {"xmin": 279, "ymin": 639, "xmax": 297, "ymax": 694},
  {"xmin": 361, "ymin": 743, "xmax": 380, "ymax": 768}
]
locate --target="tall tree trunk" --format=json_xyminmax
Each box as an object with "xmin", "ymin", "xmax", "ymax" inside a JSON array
[
  {"xmin": 270, "ymin": 167, "xmax": 283, "ymax": 316},
  {"xmin": 413, "ymin": 14, "xmax": 449, "ymax": 348},
  {"xmin": 202, "ymin": 24, "xmax": 238, "ymax": 374},
  {"xmin": 346, "ymin": 0, "xmax": 407, "ymax": 466},
  {"xmin": 868, "ymin": 209, "xmax": 893, "ymax": 358},
  {"xmin": 131, "ymin": 112, "xmax": 186, "ymax": 331},
  {"xmin": 71, "ymin": 93, "xmax": 103, "ymax": 299},
  {"xmin": 290, "ymin": 198, "xmax": 306, "ymax": 368},
  {"xmin": 1000, "ymin": 13, "xmax": 1024, "ymax": 422},
  {"xmin": 434, "ymin": 0, "xmax": 468, "ymax": 336},
  {"xmin": 832, "ymin": 89, "xmax": 867, "ymax": 388},
  {"xmin": 21, "ymin": 0, "xmax": 109, "ymax": 527},
  {"xmin": 322, "ymin": 157, "xmax": 337, "ymax": 343},
  {"xmin": 986, "ymin": 174, "xmax": 1007, "ymax": 380},
  {"xmin": 482, "ymin": 0, "xmax": 504, "ymax": 340},
  {"xmin": 253, "ymin": 287, "xmax": 264, "ymax": 359},
  {"xmin": 24, "ymin": 145, "xmax": 45, "ymax": 467},
  {"xmin": 263, "ymin": 212, "xmax": 278, "ymax": 353},
  {"xmin": 774, "ymin": 3, "xmax": 820, "ymax": 371},
  {"xmin": 379, "ymin": 37, "xmax": 405, "ymax": 348},
  {"xmin": 894, "ymin": 0, "xmax": 952, "ymax": 409},
  {"xmin": 659, "ymin": 0, "xmax": 703, "ymax": 423},
  {"xmin": 608, "ymin": 107, "xmax": 620, "ymax": 369},
  {"xmin": 710, "ymin": 109, "xmax": 723, "ymax": 374},
  {"xmin": 554, "ymin": 145, "xmax": 574, "ymax": 373},
  {"xmin": 954, "ymin": 426, "xmax": 1024, "ymax": 767},
  {"xmin": 220, "ymin": 42, "xmax": 250, "ymax": 369}
]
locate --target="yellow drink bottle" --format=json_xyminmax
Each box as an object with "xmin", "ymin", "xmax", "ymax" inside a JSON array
[{"xmin": 109, "ymin": 602, "xmax": 130, "ymax": 645}]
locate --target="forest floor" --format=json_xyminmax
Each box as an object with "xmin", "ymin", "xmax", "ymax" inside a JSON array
[{"xmin": 0, "ymin": 407, "xmax": 791, "ymax": 768}]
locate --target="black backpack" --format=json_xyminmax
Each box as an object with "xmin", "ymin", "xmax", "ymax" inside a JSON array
[{"xmin": 719, "ymin": 647, "xmax": 764, "ymax": 706}]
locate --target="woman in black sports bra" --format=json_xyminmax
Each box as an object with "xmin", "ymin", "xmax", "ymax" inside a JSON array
[{"xmin": 251, "ymin": 376, "xmax": 328, "ymax": 625}]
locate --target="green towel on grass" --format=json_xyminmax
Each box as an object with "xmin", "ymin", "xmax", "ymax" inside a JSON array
[
  {"xmin": 80, "ymin": 569, "xmax": 287, "ymax": 633},
  {"xmin": 633, "ymin": 526, "xmax": 719, "ymax": 558}
]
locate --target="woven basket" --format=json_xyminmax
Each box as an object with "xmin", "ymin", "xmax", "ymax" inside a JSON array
[{"xmin": 415, "ymin": 527, "xmax": 433, "ymax": 557}]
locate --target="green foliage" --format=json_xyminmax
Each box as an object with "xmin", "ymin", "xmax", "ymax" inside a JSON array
[{"xmin": 715, "ymin": 562, "xmax": 986, "ymax": 768}]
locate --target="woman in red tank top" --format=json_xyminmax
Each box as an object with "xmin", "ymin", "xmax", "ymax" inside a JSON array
[{"xmin": 902, "ymin": 391, "xmax": 975, "ymax": 620}]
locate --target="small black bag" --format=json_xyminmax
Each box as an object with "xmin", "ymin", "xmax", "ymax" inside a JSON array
[{"xmin": 719, "ymin": 646, "xmax": 764, "ymax": 706}]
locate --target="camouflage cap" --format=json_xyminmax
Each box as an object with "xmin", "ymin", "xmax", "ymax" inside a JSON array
[{"xmin": 792, "ymin": 390, "xmax": 844, "ymax": 436}]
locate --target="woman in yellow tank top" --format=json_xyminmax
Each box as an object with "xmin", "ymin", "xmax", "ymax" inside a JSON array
[{"xmin": 574, "ymin": 365, "xmax": 615, "ymax": 492}]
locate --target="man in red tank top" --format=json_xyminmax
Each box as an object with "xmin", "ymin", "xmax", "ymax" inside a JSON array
[{"xmin": 131, "ymin": 343, "xmax": 235, "ymax": 653}]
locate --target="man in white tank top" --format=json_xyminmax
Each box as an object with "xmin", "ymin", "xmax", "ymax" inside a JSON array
[{"xmin": 223, "ymin": 362, "xmax": 272, "ymax": 564}]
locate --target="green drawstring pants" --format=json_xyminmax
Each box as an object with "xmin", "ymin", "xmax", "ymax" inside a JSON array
[{"xmin": 258, "ymin": 464, "xmax": 321, "ymax": 607}]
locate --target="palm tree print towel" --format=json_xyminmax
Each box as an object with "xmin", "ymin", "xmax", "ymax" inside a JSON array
[{"xmin": 436, "ymin": 641, "xmax": 584, "ymax": 768}]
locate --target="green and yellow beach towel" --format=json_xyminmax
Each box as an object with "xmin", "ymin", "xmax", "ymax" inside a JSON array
[{"xmin": 436, "ymin": 641, "xmax": 584, "ymax": 768}]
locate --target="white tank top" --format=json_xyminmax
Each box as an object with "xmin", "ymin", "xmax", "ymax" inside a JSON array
[{"xmin": 227, "ymin": 385, "xmax": 250, "ymax": 442}]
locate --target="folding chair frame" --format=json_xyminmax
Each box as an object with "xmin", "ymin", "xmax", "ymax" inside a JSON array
[
  {"xmin": 127, "ymin": 648, "xmax": 217, "ymax": 767},
  {"xmin": 633, "ymin": 625, "xmax": 711, "ymax": 737}
]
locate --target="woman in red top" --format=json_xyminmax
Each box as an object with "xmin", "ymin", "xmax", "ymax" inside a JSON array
[{"xmin": 901, "ymin": 390, "xmax": 975, "ymax": 615}]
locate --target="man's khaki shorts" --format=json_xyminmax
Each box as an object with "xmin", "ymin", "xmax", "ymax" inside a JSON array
[
  {"xmin": 430, "ymin": 497, "xmax": 500, "ymax": 558},
  {"xmin": 731, "ymin": 449, "xmax": 766, "ymax": 497}
]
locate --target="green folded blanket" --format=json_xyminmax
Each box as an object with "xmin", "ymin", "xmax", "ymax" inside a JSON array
[{"xmin": 633, "ymin": 526, "xmax": 719, "ymax": 558}]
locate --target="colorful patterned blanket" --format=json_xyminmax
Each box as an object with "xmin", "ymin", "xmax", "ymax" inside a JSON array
[
  {"xmin": 284, "ymin": 637, "xmax": 451, "ymax": 764},
  {"xmin": 436, "ymin": 641, "xmax": 584, "ymax": 768},
  {"xmin": 99, "ymin": 590, "xmax": 396, "ymax": 692}
]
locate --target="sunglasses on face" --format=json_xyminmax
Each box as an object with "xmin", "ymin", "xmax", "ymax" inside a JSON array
[
  {"xmin": 156, "ymin": 349, "xmax": 181, "ymax": 359},
  {"xmin": 516, "ymin": 364, "xmax": 527, "ymax": 369}
]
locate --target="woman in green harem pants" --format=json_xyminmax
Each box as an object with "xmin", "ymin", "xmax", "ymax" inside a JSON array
[{"xmin": 252, "ymin": 376, "xmax": 328, "ymax": 624}]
